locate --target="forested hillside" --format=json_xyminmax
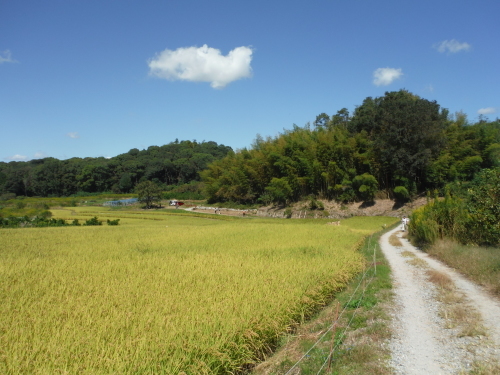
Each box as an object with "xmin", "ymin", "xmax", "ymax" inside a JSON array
[
  {"xmin": 0, "ymin": 140, "xmax": 232, "ymax": 197},
  {"xmin": 201, "ymin": 90, "xmax": 499, "ymax": 204},
  {"xmin": 1, "ymin": 90, "xmax": 498, "ymax": 202}
]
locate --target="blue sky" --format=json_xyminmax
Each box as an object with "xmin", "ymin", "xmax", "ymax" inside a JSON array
[{"xmin": 1, "ymin": 0, "xmax": 499, "ymax": 161}]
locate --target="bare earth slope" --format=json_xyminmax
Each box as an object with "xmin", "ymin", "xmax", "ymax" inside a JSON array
[{"xmin": 380, "ymin": 227, "xmax": 500, "ymax": 374}]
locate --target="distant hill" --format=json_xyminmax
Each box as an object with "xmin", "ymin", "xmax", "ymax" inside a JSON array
[{"xmin": 0, "ymin": 140, "xmax": 232, "ymax": 197}]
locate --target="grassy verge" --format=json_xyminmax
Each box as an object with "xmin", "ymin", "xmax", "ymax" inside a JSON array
[
  {"xmin": 424, "ymin": 239, "xmax": 500, "ymax": 296},
  {"xmin": 252, "ymin": 223, "xmax": 397, "ymax": 375}
]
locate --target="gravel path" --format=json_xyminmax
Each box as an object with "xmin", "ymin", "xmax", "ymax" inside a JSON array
[{"xmin": 379, "ymin": 227, "xmax": 500, "ymax": 374}]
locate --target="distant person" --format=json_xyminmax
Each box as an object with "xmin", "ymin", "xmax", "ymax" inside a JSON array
[{"xmin": 401, "ymin": 216, "xmax": 408, "ymax": 231}]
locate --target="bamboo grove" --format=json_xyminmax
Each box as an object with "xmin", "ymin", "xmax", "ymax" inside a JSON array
[{"xmin": 201, "ymin": 90, "xmax": 500, "ymax": 205}]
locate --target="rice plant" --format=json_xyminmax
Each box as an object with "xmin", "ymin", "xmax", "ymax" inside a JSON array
[{"xmin": 0, "ymin": 209, "xmax": 393, "ymax": 374}]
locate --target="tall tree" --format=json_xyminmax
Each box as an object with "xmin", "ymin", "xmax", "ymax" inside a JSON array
[
  {"xmin": 351, "ymin": 90, "xmax": 448, "ymax": 190},
  {"xmin": 136, "ymin": 181, "xmax": 162, "ymax": 208}
]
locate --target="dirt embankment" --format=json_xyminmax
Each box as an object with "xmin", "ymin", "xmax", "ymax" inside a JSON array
[
  {"xmin": 255, "ymin": 197, "xmax": 428, "ymax": 219},
  {"xmin": 187, "ymin": 198, "xmax": 428, "ymax": 219}
]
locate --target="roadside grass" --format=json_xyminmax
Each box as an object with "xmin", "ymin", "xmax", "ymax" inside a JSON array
[
  {"xmin": 389, "ymin": 234, "xmax": 402, "ymax": 247},
  {"xmin": 424, "ymin": 239, "xmax": 500, "ymax": 296},
  {"xmin": 426, "ymin": 270, "xmax": 486, "ymax": 338},
  {"xmin": 469, "ymin": 360, "xmax": 500, "ymax": 375},
  {"xmin": 252, "ymin": 222, "xmax": 398, "ymax": 375},
  {"xmin": 406, "ymin": 257, "xmax": 428, "ymax": 268}
]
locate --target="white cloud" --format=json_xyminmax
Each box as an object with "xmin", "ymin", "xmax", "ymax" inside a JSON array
[
  {"xmin": 477, "ymin": 107, "xmax": 496, "ymax": 115},
  {"xmin": 0, "ymin": 50, "xmax": 18, "ymax": 64},
  {"xmin": 148, "ymin": 44, "xmax": 253, "ymax": 89},
  {"xmin": 5, "ymin": 154, "xmax": 28, "ymax": 161},
  {"xmin": 66, "ymin": 132, "xmax": 80, "ymax": 139},
  {"xmin": 34, "ymin": 151, "xmax": 48, "ymax": 159},
  {"xmin": 373, "ymin": 67, "xmax": 403, "ymax": 86},
  {"xmin": 434, "ymin": 39, "xmax": 471, "ymax": 54}
]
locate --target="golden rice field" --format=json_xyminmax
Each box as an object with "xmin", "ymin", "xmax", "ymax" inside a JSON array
[{"xmin": 0, "ymin": 207, "xmax": 395, "ymax": 374}]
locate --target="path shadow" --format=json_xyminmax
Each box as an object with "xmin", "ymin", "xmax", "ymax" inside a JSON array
[
  {"xmin": 359, "ymin": 201, "xmax": 375, "ymax": 209},
  {"xmin": 392, "ymin": 200, "xmax": 405, "ymax": 210}
]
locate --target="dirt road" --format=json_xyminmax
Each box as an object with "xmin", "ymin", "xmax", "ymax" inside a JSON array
[{"xmin": 379, "ymin": 227, "xmax": 500, "ymax": 374}]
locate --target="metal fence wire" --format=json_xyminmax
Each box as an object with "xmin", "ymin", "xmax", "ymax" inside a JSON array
[{"xmin": 284, "ymin": 238, "xmax": 378, "ymax": 375}]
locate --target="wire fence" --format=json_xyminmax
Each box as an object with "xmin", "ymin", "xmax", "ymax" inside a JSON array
[{"xmin": 284, "ymin": 236, "xmax": 378, "ymax": 375}]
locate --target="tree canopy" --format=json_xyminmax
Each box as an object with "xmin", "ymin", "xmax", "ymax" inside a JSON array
[
  {"xmin": 136, "ymin": 181, "xmax": 163, "ymax": 209},
  {"xmin": 0, "ymin": 140, "xmax": 232, "ymax": 197},
  {"xmin": 201, "ymin": 90, "xmax": 499, "ymax": 204}
]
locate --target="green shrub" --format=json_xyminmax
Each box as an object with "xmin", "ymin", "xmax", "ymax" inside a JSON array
[
  {"xmin": 410, "ymin": 168, "xmax": 500, "ymax": 246},
  {"xmin": 107, "ymin": 219, "xmax": 120, "ymax": 226},
  {"xmin": 393, "ymin": 186, "xmax": 409, "ymax": 201},
  {"xmin": 308, "ymin": 196, "xmax": 324, "ymax": 210},
  {"xmin": 84, "ymin": 217, "xmax": 102, "ymax": 226}
]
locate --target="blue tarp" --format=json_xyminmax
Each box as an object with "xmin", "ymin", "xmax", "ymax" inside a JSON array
[{"xmin": 103, "ymin": 198, "xmax": 138, "ymax": 206}]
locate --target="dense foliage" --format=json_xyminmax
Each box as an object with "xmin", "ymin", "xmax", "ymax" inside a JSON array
[
  {"xmin": 409, "ymin": 168, "xmax": 500, "ymax": 246},
  {"xmin": 202, "ymin": 90, "xmax": 499, "ymax": 204},
  {"xmin": 136, "ymin": 181, "xmax": 163, "ymax": 208},
  {"xmin": 0, "ymin": 140, "xmax": 232, "ymax": 197},
  {"xmin": 0, "ymin": 213, "xmax": 116, "ymax": 228}
]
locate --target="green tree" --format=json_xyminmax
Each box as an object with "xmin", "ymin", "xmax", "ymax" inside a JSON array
[
  {"xmin": 351, "ymin": 90, "xmax": 448, "ymax": 189},
  {"xmin": 136, "ymin": 181, "xmax": 163, "ymax": 209},
  {"xmin": 119, "ymin": 172, "xmax": 133, "ymax": 192},
  {"xmin": 314, "ymin": 113, "xmax": 330, "ymax": 129},
  {"xmin": 264, "ymin": 178, "xmax": 292, "ymax": 205},
  {"xmin": 330, "ymin": 108, "xmax": 350, "ymax": 129},
  {"xmin": 352, "ymin": 173, "xmax": 378, "ymax": 201}
]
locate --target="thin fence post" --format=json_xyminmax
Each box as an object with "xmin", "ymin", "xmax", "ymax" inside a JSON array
[{"xmin": 327, "ymin": 302, "xmax": 340, "ymax": 371}]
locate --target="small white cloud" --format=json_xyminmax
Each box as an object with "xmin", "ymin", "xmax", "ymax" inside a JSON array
[
  {"xmin": 5, "ymin": 154, "xmax": 28, "ymax": 161},
  {"xmin": 373, "ymin": 67, "xmax": 403, "ymax": 86},
  {"xmin": 477, "ymin": 107, "xmax": 496, "ymax": 115},
  {"xmin": 34, "ymin": 151, "xmax": 48, "ymax": 159},
  {"xmin": 148, "ymin": 44, "xmax": 253, "ymax": 89},
  {"xmin": 425, "ymin": 84, "xmax": 434, "ymax": 92},
  {"xmin": 434, "ymin": 39, "xmax": 471, "ymax": 54},
  {"xmin": 66, "ymin": 132, "xmax": 80, "ymax": 139},
  {"xmin": 0, "ymin": 50, "xmax": 18, "ymax": 64}
]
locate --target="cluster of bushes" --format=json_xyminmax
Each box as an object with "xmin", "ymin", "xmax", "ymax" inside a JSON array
[
  {"xmin": 409, "ymin": 168, "xmax": 500, "ymax": 247},
  {"xmin": 1, "ymin": 216, "xmax": 77, "ymax": 228},
  {"xmin": 0, "ymin": 215, "xmax": 120, "ymax": 228}
]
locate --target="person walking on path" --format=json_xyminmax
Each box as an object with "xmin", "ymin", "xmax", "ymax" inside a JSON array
[{"xmin": 401, "ymin": 216, "xmax": 408, "ymax": 231}]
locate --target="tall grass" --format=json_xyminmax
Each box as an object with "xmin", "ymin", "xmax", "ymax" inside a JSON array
[
  {"xmin": 0, "ymin": 211, "xmax": 390, "ymax": 374},
  {"xmin": 425, "ymin": 239, "xmax": 500, "ymax": 296}
]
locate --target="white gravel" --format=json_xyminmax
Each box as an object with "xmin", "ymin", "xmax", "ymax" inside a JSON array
[{"xmin": 379, "ymin": 227, "xmax": 500, "ymax": 374}]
